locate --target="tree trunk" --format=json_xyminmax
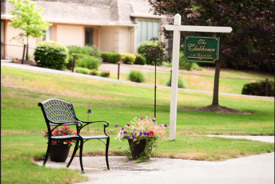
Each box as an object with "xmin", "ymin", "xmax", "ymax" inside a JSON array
[
  {"xmin": 212, "ymin": 61, "xmax": 221, "ymax": 105},
  {"xmin": 25, "ymin": 36, "xmax": 29, "ymax": 61}
]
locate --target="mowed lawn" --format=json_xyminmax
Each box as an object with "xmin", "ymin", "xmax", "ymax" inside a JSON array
[{"xmin": 1, "ymin": 66, "xmax": 274, "ymax": 184}]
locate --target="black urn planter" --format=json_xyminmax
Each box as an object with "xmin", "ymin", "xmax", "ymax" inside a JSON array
[
  {"xmin": 50, "ymin": 144, "xmax": 71, "ymax": 162},
  {"xmin": 128, "ymin": 138, "xmax": 154, "ymax": 160}
]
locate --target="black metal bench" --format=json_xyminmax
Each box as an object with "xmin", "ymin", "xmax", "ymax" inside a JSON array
[{"xmin": 38, "ymin": 98, "xmax": 110, "ymax": 173}]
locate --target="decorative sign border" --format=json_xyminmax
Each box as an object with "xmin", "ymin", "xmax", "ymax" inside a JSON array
[{"xmin": 184, "ymin": 36, "xmax": 220, "ymax": 63}]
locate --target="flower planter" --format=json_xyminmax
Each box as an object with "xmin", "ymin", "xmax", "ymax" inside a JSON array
[
  {"xmin": 50, "ymin": 144, "xmax": 71, "ymax": 162},
  {"xmin": 128, "ymin": 138, "xmax": 154, "ymax": 160}
]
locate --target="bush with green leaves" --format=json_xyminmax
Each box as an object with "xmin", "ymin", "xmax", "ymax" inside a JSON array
[
  {"xmin": 100, "ymin": 71, "xmax": 110, "ymax": 78},
  {"xmin": 89, "ymin": 69, "xmax": 98, "ymax": 76},
  {"xmin": 67, "ymin": 53, "xmax": 101, "ymax": 70},
  {"xmin": 101, "ymin": 52, "xmax": 121, "ymax": 63},
  {"xmin": 128, "ymin": 70, "xmax": 145, "ymax": 83},
  {"xmin": 34, "ymin": 41, "xmax": 68, "ymax": 70},
  {"xmin": 137, "ymin": 40, "xmax": 165, "ymax": 65},
  {"xmin": 121, "ymin": 53, "xmax": 136, "ymax": 64},
  {"xmin": 67, "ymin": 45, "xmax": 101, "ymax": 58},
  {"xmin": 179, "ymin": 52, "xmax": 201, "ymax": 71},
  {"xmin": 166, "ymin": 77, "xmax": 186, "ymax": 88},
  {"xmin": 135, "ymin": 54, "xmax": 146, "ymax": 65},
  {"xmin": 242, "ymin": 81, "xmax": 274, "ymax": 96},
  {"xmin": 75, "ymin": 67, "xmax": 90, "ymax": 74}
]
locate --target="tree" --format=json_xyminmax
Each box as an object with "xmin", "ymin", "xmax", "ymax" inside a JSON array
[
  {"xmin": 149, "ymin": 0, "xmax": 275, "ymax": 73},
  {"xmin": 149, "ymin": 0, "xmax": 274, "ymax": 112},
  {"xmin": 9, "ymin": 0, "xmax": 51, "ymax": 62}
]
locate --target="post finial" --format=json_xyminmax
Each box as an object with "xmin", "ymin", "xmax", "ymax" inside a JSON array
[{"xmin": 174, "ymin": 14, "xmax": 181, "ymax": 26}]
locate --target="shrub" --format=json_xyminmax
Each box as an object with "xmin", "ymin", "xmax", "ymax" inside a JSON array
[
  {"xmin": 34, "ymin": 41, "xmax": 68, "ymax": 70},
  {"xmin": 179, "ymin": 52, "xmax": 201, "ymax": 71},
  {"xmin": 67, "ymin": 53, "xmax": 101, "ymax": 70},
  {"xmin": 101, "ymin": 52, "xmax": 121, "ymax": 63},
  {"xmin": 135, "ymin": 54, "xmax": 146, "ymax": 65},
  {"xmin": 67, "ymin": 45, "xmax": 101, "ymax": 58},
  {"xmin": 242, "ymin": 81, "xmax": 274, "ymax": 96},
  {"xmin": 166, "ymin": 77, "xmax": 186, "ymax": 88},
  {"xmin": 137, "ymin": 40, "xmax": 165, "ymax": 65},
  {"xmin": 90, "ymin": 69, "xmax": 98, "ymax": 76},
  {"xmin": 128, "ymin": 70, "xmax": 145, "ymax": 83},
  {"xmin": 76, "ymin": 53, "xmax": 101, "ymax": 70},
  {"xmin": 100, "ymin": 71, "xmax": 110, "ymax": 78},
  {"xmin": 121, "ymin": 53, "xmax": 136, "ymax": 64},
  {"xmin": 75, "ymin": 67, "xmax": 90, "ymax": 74}
]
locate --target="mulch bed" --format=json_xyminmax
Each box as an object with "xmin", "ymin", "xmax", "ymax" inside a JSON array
[{"xmin": 178, "ymin": 105, "xmax": 252, "ymax": 114}]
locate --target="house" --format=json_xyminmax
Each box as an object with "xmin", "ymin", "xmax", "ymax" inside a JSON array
[{"xmin": 1, "ymin": 0, "xmax": 167, "ymax": 60}]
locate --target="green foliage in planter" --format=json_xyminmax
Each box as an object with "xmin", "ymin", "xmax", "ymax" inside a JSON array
[
  {"xmin": 89, "ymin": 69, "xmax": 98, "ymax": 76},
  {"xmin": 101, "ymin": 52, "xmax": 121, "ymax": 63},
  {"xmin": 34, "ymin": 41, "xmax": 68, "ymax": 70},
  {"xmin": 134, "ymin": 54, "xmax": 146, "ymax": 65},
  {"xmin": 121, "ymin": 53, "xmax": 136, "ymax": 64},
  {"xmin": 179, "ymin": 52, "xmax": 201, "ymax": 71},
  {"xmin": 166, "ymin": 77, "xmax": 186, "ymax": 88},
  {"xmin": 242, "ymin": 81, "xmax": 274, "ymax": 96},
  {"xmin": 100, "ymin": 71, "xmax": 110, "ymax": 78},
  {"xmin": 137, "ymin": 40, "xmax": 165, "ymax": 65},
  {"xmin": 75, "ymin": 67, "xmax": 90, "ymax": 74},
  {"xmin": 67, "ymin": 45, "xmax": 101, "ymax": 58},
  {"xmin": 128, "ymin": 70, "xmax": 145, "ymax": 83}
]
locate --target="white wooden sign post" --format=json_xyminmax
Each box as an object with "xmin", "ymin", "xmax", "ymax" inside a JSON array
[{"xmin": 165, "ymin": 14, "xmax": 232, "ymax": 140}]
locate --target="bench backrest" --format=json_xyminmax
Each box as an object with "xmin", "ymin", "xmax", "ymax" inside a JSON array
[{"xmin": 38, "ymin": 98, "xmax": 78, "ymax": 124}]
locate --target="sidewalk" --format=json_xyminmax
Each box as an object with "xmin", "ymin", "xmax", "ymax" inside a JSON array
[{"xmin": 36, "ymin": 136, "xmax": 274, "ymax": 184}]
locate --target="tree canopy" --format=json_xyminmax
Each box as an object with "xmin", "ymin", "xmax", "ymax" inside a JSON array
[
  {"xmin": 149, "ymin": 0, "xmax": 275, "ymax": 73},
  {"xmin": 9, "ymin": 0, "xmax": 51, "ymax": 41}
]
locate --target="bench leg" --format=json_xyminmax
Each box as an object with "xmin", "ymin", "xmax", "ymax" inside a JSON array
[
  {"xmin": 105, "ymin": 137, "xmax": 110, "ymax": 170},
  {"xmin": 66, "ymin": 140, "xmax": 79, "ymax": 168},
  {"xmin": 43, "ymin": 142, "xmax": 51, "ymax": 166},
  {"xmin": 79, "ymin": 139, "xmax": 84, "ymax": 174}
]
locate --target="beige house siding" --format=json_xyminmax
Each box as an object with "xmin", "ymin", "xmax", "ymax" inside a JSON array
[
  {"xmin": 4, "ymin": 21, "xmax": 36, "ymax": 60},
  {"xmin": 56, "ymin": 25, "xmax": 84, "ymax": 46}
]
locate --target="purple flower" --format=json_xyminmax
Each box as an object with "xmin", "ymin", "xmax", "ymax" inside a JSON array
[
  {"xmin": 115, "ymin": 125, "xmax": 118, "ymax": 128},
  {"xmin": 132, "ymin": 136, "xmax": 136, "ymax": 139},
  {"xmin": 123, "ymin": 131, "xmax": 127, "ymax": 134},
  {"xmin": 152, "ymin": 119, "xmax": 156, "ymax": 122},
  {"xmin": 164, "ymin": 124, "xmax": 167, "ymax": 128},
  {"xmin": 139, "ymin": 132, "xmax": 143, "ymax": 135},
  {"xmin": 131, "ymin": 133, "xmax": 134, "ymax": 136},
  {"xmin": 147, "ymin": 133, "xmax": 149, "ymax": 136},
  {"xmin": 143, "ymin": 132, "xmax": 147, "ymax": 135},
  {"xmin": 121, "ymin": 128, "xmax": 124, "ymax": 130}
]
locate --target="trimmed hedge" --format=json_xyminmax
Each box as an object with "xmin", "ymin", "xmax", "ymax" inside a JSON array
[
  {"xmin": 34, "ymin": 41, "xmax": 68, "ymax": 70},
  {"xmin": 121, "ymin": 53, "xmax": 136, "ymax": 64},
  {"xmin": 102, "ymin": 52, "xmax": 121, "ymax": 63},
  {"xmin": 134, "ymin": 54, "xmax": 146, "ymax": 65},
  {"xmin": 242, "ymin": 81, "xmax": 274, "ymax": 96},
  {"xmin": 100, "ymin": 71, "xmax": 110, "ymax": 78}
]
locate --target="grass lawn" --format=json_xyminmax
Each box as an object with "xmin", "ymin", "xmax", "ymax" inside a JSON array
[
  {"xmin": 109, "ymin": 66, "xmax": 273, "ymax": 94},
  {"xmin": 1, "ymin": 66, "xmax": 274, "ymax": 184}
]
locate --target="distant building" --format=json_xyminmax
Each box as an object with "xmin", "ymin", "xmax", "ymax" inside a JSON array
[{"xmin": 1, "ymin": 0, "xmax": 167, "ymax": 60}]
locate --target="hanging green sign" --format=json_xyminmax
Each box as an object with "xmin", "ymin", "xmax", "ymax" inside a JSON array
[{"xmin": 184, "ymin": 36, "xmax": 220, "ymax": 63}]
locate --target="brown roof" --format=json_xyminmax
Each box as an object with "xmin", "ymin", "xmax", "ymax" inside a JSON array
[{"xmin": 1, "ymin": 0, "xmax": 164, "ymax": 26}]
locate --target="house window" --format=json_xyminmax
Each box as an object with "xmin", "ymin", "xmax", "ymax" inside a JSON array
[
  {"xmin": 137, "ymin": 20, "xmax": 159, "ymax": 45},
  {"xmin": 43, "ymin": 27, "xmax": 52, "ymax": 41},
  {"xmin": 85, "ymin": 28, "xmax": 94, "ymax": 46}
]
